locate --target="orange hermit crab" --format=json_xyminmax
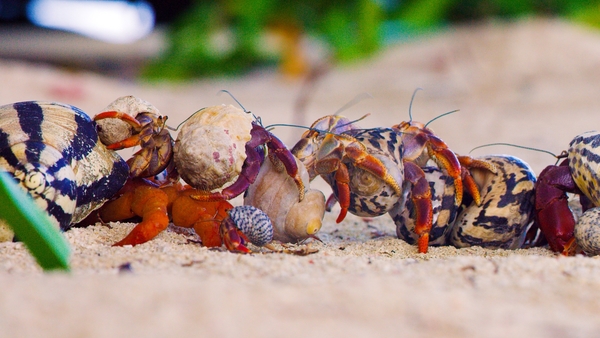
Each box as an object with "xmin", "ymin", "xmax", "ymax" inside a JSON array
[{"xmin": 97, "ymin": 178, "xmax": 273, "ymax": 253}]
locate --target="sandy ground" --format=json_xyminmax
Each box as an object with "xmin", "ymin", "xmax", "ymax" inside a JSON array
[{"xmin": 2, "ymin": 18, "xmax": 600, "ymax": 337}]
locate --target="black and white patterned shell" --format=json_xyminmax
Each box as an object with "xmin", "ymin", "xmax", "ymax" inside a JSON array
[
  {"xmin": 451, "ymin": 155, "xmax": 536, "ymax": 249},
  {"xmin": 325, "ymin": 128, "xmax": 405, "ymax": 217},
  {"xmin": 392, "ymin": 155, "xmax": 536, "ymax": 250},
  {"xmin": 392, "ymin": 166, "xmax": 458, "ymax": 246},
  {"xmin": 0, "ymin": 101, "xmax": 129, "ymax": 230},
  {"xmin": 228, "ymin": 205, "xmax": 273, "ymax": 247}
]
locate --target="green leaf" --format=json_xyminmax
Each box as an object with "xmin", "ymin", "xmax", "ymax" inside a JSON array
[{"xmin": 0, "ymin": 172, "xmax": 70, "ymax": 271}]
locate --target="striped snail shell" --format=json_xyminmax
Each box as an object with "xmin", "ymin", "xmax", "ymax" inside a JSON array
[
  {"xmin": 0, "ymin": 101, "xmax": 128, "ymax": 230},
  {"xmin": 228, "ymin": 205, "xmax": 273, "ymax": 247}
]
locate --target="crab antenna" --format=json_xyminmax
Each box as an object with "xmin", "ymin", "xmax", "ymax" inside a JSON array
[
  {"xmin": 175, "ymin": 111, "xmax": 201, "ymax": 131},
  {"xmin": 469, "ymin": 142, "xmax": 559, "ymax": 158},
  {"xmin": 334, "ymin": 93, "xmax": 373, "ymax": 116},
  {"xmin": 266, "ymin": 123, "xmax": 363, "ymax": 138},
  {"xmin": 218, "ymin": 89, "xmax": 262, "ymax": 124},
  {"xmin": 266, "ymin": 123, "xmax": 322, "ymax": 133},
  {"xmin": 219, "ymin": 90, "xmax": 247, "ymax": 112},
  {"xmin": 424, "ymin": 109, "xmax": 459, "ymax": 128},
  {"xmin": 408, "ymin": 87, "xmax": 423, "ymax": 123}
]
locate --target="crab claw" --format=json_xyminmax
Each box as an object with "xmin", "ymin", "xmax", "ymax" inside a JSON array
[
  {"xmin": 457, "ymin": 155, "xmax": 497, "ymax": 206},
  {"xmin": 220, "ymin": 217, "xmax": 252, "ymax": 253}
]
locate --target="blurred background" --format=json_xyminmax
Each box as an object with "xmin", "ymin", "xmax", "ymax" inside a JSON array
[
  {"xmin": 2, "ymin": 0, "xmax": 600, "ymax": 177},
  {"xmin": 2, "ymin": 0, "xmax": 600, "ymax": 81}
]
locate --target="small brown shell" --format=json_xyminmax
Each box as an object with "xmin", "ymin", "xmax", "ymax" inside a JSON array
[
  {"xmin": 95, "ymin": 95, "xmax": 161, "ymax": 145},
  {"xmin": 174, "ymin": 105, "xmax": 253, "ymax": 190},
  {"xmin": 244, "ymin": 156, "xmax": 325, "ymax": 243}
]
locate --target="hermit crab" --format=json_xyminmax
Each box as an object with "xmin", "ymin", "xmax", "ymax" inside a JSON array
[
  {"xmin": 244, "ymin": 154, "xmax": 326, "ymax": 243},
  {"xmin": 173, "ymin": 103, "xmax": 305, "ymax": 203},
  {"xmin": 94, "ymin": 95, "xmax": 174, "ymax": 178},
  {"xmin": 292, "ymin": 111, "xmax": 494, "ymax": 253},
  {"xmin": 98, "ymin": 178, "xmax": 273, "ymax": 253},
  {"xmin": 393, "ymin": 155, "xmax": 536, "ymax": 250},
  {"xmin": 96, "ymin": 98, "xmax": 305, "ymax": 203},
  {"xmin": 292, "ymin": 115, "xmax": 404, "ymax": 223},
  {"xmin": 0, "ymin": 101, "xmax": 129, "ymax": 233},
  {"xmin": 534, "ymin": 131, "xmax": 600, "ymax": 256}
]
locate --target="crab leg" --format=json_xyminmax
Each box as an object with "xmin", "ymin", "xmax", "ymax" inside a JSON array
[
  {"xmin": 425, "ymin": 135, "xmax": 463, "ymax": 206},
  {"xmin": 253, "ymin": 124, "xmax": 305, "ymax": 201},
  {"xmin": 220, "ymin": 218, "xmax": 252, "ymax": 253},
  {"xmin": 344, "ymin": 139, "xmax": 403, "ymax": 196},
  {"xmin": 125, "ymin": 128, "xmax": 173, "ymax": 177},
  {"xmin": 332, "ymin": 163, "xmax": 351, "ymax": 223},
  {"xmin": 191, "ymin": 142, "xmax": 264, "ymax": 201},
  {"xmin": 193, "ymin": 123, "xmax": 305, "ymax": 202},
  {"xmin": 457, "ymin": 155, "xmax": 497, "ymax": 206},
  {"xmin": 404, "ymin": 161, "xmax": 433, "ymax": 253},
  {"xmin": 171, "ymin": 190, "xmax": 233, "ymax": 248},
  {"xmin": 111, "ymin": 184, "xmax": 170, "ymax": 246}
]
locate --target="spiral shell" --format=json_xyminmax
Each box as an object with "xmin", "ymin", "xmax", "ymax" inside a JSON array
[
  {"xmin": 174, "ymin": 104, "xmax": 253, "ymax": 190},
  {"xmin": 451, "ymin": 155, "xmax": 536, "ymax": 249},
  {"xmin": 392, "ymin": 166, "xmax": 458, "ymax": 246},
  {"xmin": 228, "ymin": 205, "xmax": 273, "ymax": 247},
  {"xmin": 0, "ymin": 101, "xmax": 129, "ymax": 231},
  {"xmin": 95, "ymin": 95, "xmax": 162, "ymax": 146},
  {"xmin": 244, "ymin": 156, "xmax": 325, "ymax": 243},
  {"xmin": 326, "ymin": 128, "xmax": 405, "ymax": 217},
  {"xmin": 574, "ymin": 207, "xmax": 600, "ymax": 256}
]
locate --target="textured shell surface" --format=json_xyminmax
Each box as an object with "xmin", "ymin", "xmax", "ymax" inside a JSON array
[
  {"xmin": 95, "ymin": 95, "xmax": 162, "ymax": 146},
  {"xmin": 174, "ymin": 104, "xmax": 253, "ymax": 190},
  {"xmin": 244, "ymin": 156, "xmax": 325, "ymax": 243},
  {"xmin": 391, "ymin": 166, "xmax": 457, "ymax": 246},
  {"xmin": 574, "ymin": 206, "xmax": 600, "ymax": 256},
  {"xmin": 228, "ymin": 205, "xmax": 273, "ymax": 247},
  {"xmin": 568, "ymin": 131, "xmax": 600, "ymax": 206},
  {"xmin": 0, "ymin": 101, "xmax": 128, "ymax": 231},
  {"xmin": 450, "ymin": 155, "xmax": 536, "ymax": 249},
  {"xmin": 326, "ymin": 128, "xmax": 404, "ymax": 217}
]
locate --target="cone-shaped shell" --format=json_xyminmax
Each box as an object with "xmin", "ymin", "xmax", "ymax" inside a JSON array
[{"xmin": 244, "ymin": 156, "xmax": 325, "ymax": 243}]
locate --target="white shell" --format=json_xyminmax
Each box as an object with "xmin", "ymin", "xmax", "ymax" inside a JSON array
[
  {"xmin": 174, "ymin": 104, "xmax": 253, "ymax": 190},
  {"xmin": 95, "ymin": 95, "xmax": 161, "ymax": 145},
  {"xmin": 244, "ymin": 156, "xmax": 325, "ymax": 243}
]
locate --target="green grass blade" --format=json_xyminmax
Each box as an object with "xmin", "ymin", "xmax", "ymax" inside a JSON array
[{"xmin": 0, "ymin": 172, "xmax": 70, "ymax": 271}]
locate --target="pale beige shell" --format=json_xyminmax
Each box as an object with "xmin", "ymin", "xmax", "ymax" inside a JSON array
[
  {"xmin": 244, "ymin": 156, "xmax": 325, "ymax": 243},
  {"xmin": 174, "ymin": 104, "xmax": 253, "ymax": 190},
  {"xmin": 95, "ymin": 95, "xmax": 161, "ymax": 145},
  {"xmin": 575, "ymin": 207, "xmax": 600, "ymax": 256}
]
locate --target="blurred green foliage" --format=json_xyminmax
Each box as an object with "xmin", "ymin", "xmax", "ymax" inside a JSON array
[{"xmin": 142, "ymin": 0, "xmax": 600, "ymax": 80}]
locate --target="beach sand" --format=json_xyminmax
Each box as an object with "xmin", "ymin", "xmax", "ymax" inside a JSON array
[{"xmin": 2, "ymin": 18, "xmax": 600, "ymax": 337}]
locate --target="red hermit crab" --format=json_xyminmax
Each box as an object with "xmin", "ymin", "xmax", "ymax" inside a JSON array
[
  {"xmin": 97, "ymin": 178, "xmax": 273, "ymax": 253},
  {"xmin": 533, "ymin": 131, "xmax": 600, "ymax": 256}
]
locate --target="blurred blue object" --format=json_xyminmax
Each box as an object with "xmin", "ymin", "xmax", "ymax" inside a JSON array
[{"xmin": 26, "ymin": 0, "xmax": 155, "ymax": 43}]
